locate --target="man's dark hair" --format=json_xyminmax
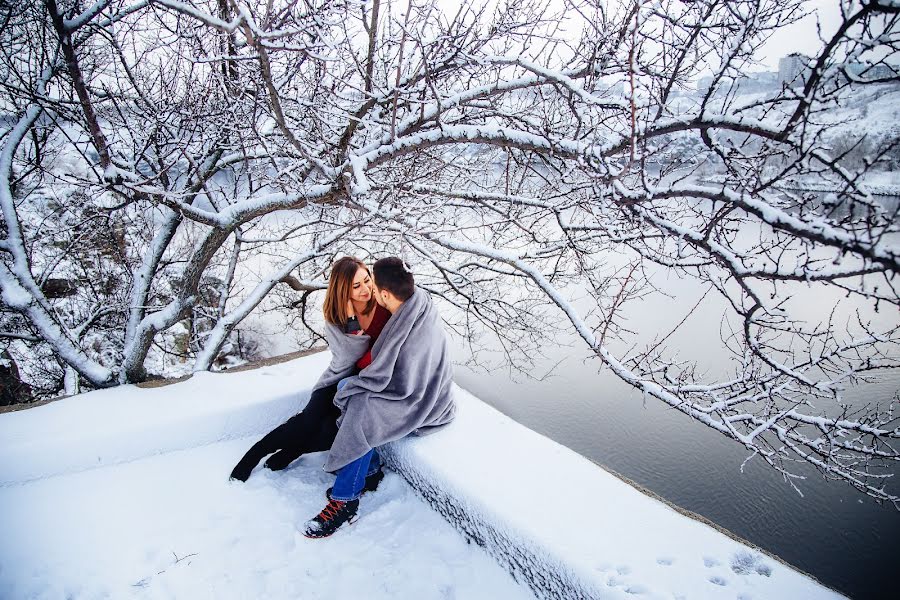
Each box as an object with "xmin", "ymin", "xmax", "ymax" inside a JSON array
[{"xmin": 373, "ymin": 257, "xmax": 415, "ymax": 302}]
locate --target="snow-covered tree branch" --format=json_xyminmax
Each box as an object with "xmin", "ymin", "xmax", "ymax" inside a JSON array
[{"xmin": 1, "ymin": 0, "xmax": 898, "ymax": 505}]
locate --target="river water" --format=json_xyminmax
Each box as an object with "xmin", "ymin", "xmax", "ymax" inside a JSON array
[{"xmin": 447, "ymin": 239, "xmax": 899, "ymax": 600}]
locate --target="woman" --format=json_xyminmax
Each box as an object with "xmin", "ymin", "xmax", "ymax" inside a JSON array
[{"xmin": 229, "ymin": 256, "xmax": 391, "ymax": 482}]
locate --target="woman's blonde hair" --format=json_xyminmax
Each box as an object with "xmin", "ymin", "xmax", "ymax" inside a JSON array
[{"xmin": 323, "ymin": 256, "xmax": 375, "ymax": 325}]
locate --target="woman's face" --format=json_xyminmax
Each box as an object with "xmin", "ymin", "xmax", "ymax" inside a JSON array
[{"xmin": 349, "ymin": 266, "xmax": 373, "ymax": 303}]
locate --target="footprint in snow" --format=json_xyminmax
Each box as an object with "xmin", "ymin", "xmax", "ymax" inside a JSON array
[
  {"xmin": 730, "ymin": 550, "xmax": 773, "ymax": 577},
  {"xmin": 703, "ymin": 556, "xmax": 721, "ymax": 568},
  {"xmin": 624, "ymin": 584, "xmax": 648, "ymax": 595},
  {"xmin": 606, "ymin": 566, "xmax": 634, "ymax": 587},
  {"xmin": 656, "ymin": 557, "xmax": 674, "ymax": 566},
  {"xmin": 708, "ymin": 575, "xmax": 728, "ymax": 586}
]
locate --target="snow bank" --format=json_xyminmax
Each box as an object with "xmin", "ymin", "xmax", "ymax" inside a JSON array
[
  {"xmin": 0, "ymin": 352, "xmax": 845, "ymax": 599},
  {"xmin": 0, "ymin": 354, "xmax": 332, "ymax": 485}
]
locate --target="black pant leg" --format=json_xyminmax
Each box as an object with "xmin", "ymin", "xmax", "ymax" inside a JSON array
[
  {"xmin": 229, "ymin": 426, "xmax": 284, "ymax": 481},
  {"xmin": 265, "ymin": 383, "xmax": 340, "ymax": 470},
  {"xmin": 302, "ymin": 383, "xmax": 341, "ymax": 453},
  {"xmin": 229, "ymin": 383, "xmax": 340, "ymax": 480}
]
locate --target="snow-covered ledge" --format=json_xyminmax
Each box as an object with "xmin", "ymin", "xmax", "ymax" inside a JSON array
[
  {"xmin": 383, "ymin": 389, "xmax": 845, "ymax": 599},
  {"xmin": 0, "ymin": 355, "xmax": 330, "ymax": 485},
  {"xmin": 0, "ymin": 353, "xmax": 844, "ymax": 599}
]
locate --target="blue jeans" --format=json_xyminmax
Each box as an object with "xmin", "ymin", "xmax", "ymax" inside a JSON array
[{"xmin": 331, "ymin": 378, "xmax": 381, "ymax": 502}]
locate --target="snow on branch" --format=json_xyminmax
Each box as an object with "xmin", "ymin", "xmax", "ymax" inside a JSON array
[
  {"xmin": 365, "ymin": 201, "xmax": 900, "ymax": 507},
  {"xmin": 2, "ymin": 0, "xmax": 898, "ymax": 505},
  {"xmin": 63, "ymin": 0, "xmax": 115, "ymax": 31}
]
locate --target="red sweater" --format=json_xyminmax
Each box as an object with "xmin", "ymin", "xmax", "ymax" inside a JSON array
[{"xmin": 355, "ymin": 304, "xmax": 391, "ymax": 369}]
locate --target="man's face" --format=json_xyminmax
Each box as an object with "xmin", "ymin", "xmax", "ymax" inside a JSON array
[{"xmin": 372, "ymin": 280, "xmax": 387, "ymax": 308}]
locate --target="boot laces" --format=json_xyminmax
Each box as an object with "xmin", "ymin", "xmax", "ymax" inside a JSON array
[{"xmin": 318, "ymin": 498, "xmax": 345, "ymax": 522}]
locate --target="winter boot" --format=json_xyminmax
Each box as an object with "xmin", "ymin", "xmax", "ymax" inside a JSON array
[
  {"xmin": 326, "ymin": 469, "xmax": 384, "ymax": 499},
  {"xmin": 303, "ymin": 498, "xmax": 359, "ymax": 538}
]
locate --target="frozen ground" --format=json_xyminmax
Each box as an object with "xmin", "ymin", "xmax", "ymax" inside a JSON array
[{"xmin": 0, "ymin": 438, "xmax": 533, "ymax": 600}]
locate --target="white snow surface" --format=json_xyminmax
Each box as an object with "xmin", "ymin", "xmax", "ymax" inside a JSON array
[
  {"xmin": 0, "ymin": 353, "xmax": 531, "ymax": 600},
  {"xmin": 0, "ymin": 353, "xmax": 845, "ymax": 599}
]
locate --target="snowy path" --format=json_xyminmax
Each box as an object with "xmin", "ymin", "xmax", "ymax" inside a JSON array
[{"xmin": 0, "ymin": 438, "xmax": 535, "ymax": 600}]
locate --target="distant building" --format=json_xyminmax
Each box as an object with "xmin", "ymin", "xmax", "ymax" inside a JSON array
[
  {"xmin": 779, "ymin": 53, "xmax": 810, "ymax": 86},
  {"xmin": 695, "ymin": 72, "xmax": 778, "ymax": 94},
  {"xmin": 692, "ymin": 55, "xmax": 896, "ymax": 97},
  {"xmin": 696, "ymin": 76, "xmax": 713, "ymax": 92},
  {"xmin": 843, "ymin": 62, "xmax": 898, "ymax": 81},
  {"xmin": 778, "ymin": 53, "xmax": 897, "ymax": 87}
]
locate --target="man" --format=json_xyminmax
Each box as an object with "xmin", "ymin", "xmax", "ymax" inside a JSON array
[{"xmin": 303, "ymin": 257, "xmax": 456, "ymax": 538}]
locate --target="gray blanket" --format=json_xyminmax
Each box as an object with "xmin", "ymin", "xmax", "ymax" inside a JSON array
[
  {"xmin": 323, "ymin": 288, "xmax": 456, "ymax": 472},
  {"xmin": 312, "ymin": 322, "xmax": 371, "ymax": 393}
]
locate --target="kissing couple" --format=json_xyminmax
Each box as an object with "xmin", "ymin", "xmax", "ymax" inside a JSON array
[{"xmin": 230, "ymin": 256, "xmax": 456, "ymax": 538}]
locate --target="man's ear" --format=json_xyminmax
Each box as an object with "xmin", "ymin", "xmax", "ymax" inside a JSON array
[{"xmin": 381, "ymin": 288, "xmax": 396, "ymax": 306}]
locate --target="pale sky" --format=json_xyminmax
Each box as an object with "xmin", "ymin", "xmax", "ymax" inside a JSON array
[
  {"xmin": 757, "ymin": 0, "xmax": 842, "ymax": 69},
  {"xmin": 415, "ymin": 1, "xmax": 876, "ymax": 72}
]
